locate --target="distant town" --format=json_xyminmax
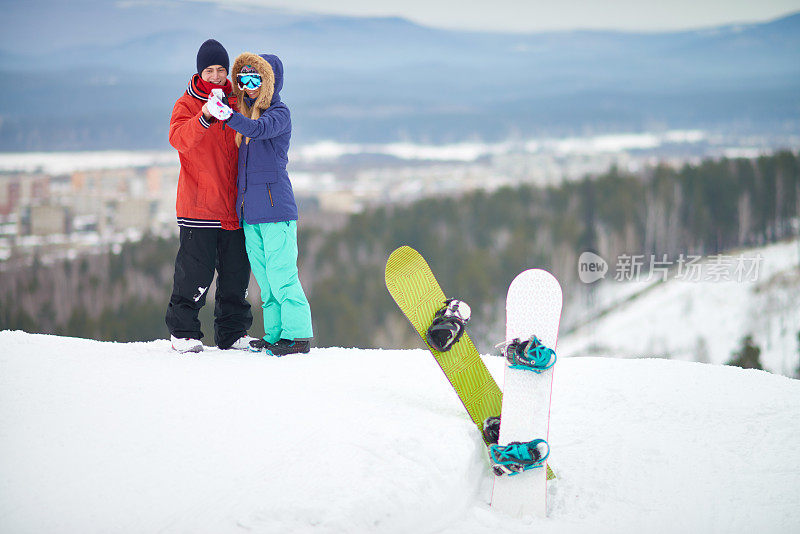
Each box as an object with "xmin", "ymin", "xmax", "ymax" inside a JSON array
[{"xmin": 1, "ymin": 130, "xmax": 797, "ymax": 265}]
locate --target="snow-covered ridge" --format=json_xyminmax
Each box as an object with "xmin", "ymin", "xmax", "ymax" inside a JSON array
[
  {"xmin": 1, "ymin": 331, "xmax": 798, "ymax": 533},
  {"xmin": 562, "ymin": 238, "xmax": 800, "ymax": 376},
  {"xmin": 0, "ymin": 151, "xmax": 179, "ymax": 174},
  {"xmin": 0, "ymin": 130, "xmax": 714, "ymax": 173},
  {"xmin": 291, "ymin": 130, "xmax": 710, "ymax": 163}
]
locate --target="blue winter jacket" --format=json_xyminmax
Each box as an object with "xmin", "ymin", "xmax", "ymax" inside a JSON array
[{"xmin": 227, "ymin": 53, "xmax": 297, "ymax": 224}]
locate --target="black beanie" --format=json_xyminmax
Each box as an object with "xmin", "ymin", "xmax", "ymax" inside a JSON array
[{"xmin": 196, "ymin": 39, "xmax": 229, "ymax": 74}]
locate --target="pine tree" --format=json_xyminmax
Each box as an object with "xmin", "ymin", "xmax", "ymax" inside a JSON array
[{"xmin": 728, "ymin": 335, "xmax": 763, "ymax": 370}]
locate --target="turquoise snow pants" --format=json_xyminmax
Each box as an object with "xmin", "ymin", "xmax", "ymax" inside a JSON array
[{"xmin": 242, "ymin": 220, "xmax": 313, "ymax": 342}]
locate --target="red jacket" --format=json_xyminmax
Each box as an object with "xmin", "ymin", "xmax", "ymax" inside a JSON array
[{"xmin": 168, "ymin": 84, "xmax": 240, "ymax": 230}]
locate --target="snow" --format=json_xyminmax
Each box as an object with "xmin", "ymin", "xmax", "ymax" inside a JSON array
[
  {"xmin": 562, "ymin": 238, "xmax": 800, "ymax": 376},
  {"xmin": 0, "ymin": 151, "xmax": 178, "ymax": 174},
  {"xmin": 0, "ymin": 130, "xmax": 696, "ymax": 174},
  {"xmin": 291, "ymin": 130, "xmax": 709, "ymax": 163},
  {"xmin": 2, "ymin": 331, "xmax": 799, "ymax": 533}
]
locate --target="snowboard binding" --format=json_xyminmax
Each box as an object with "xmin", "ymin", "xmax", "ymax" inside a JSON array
[
  {"xmin": 499, "ymin": 335, "xmax": 556, "ymax": 373},
  {"xmin": 489, "ymin": 439, "xmax": 550, "ymax": 476},
  {"xmin": 426, "ymin": 299, "xmax": 471, "ymax": 352},
  {"xmin": 483, "ymin": 416, "xmax": 501, "ymax": 444}
]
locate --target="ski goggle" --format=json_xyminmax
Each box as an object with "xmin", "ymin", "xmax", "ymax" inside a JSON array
[{"xmin": 237, "ymin": 73, "xmax": 262, "ymax": 90}]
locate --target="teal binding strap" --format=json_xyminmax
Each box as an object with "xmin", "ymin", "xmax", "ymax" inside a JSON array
[
  {"xmin": 489, "ymin": 438, "xmax": 550, "ymax": 476},
  {"xmin": 507, "ymin": 336, "xmax": 557, "ymax": 373}
]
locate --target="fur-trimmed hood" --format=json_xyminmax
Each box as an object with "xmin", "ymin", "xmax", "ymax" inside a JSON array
[
  {"xmin": 231, "ymin": 53, "xmax": 283, "ymax": 110},
  {"xmin": 231, "ymin": 52, "xmax": 283, "ymax": 145}
]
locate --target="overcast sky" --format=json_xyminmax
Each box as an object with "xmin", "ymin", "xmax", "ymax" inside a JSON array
[{"xmin": 214, "ymin": 0, "xmax": 800, "ymax": 32}]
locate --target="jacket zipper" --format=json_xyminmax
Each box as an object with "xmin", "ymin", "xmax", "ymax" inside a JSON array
[
  {"xmin": 240, "ymin": 144, "xmax": 246, "ymax": 219},
  {"xmin": 268, "ymin": 184, "xmax": 274, "ymax": 207}
]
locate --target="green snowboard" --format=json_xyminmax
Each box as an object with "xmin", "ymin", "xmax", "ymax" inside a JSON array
[{"xmin": 385, "ymin": 245, "xmax": 502, "ymax": 443}]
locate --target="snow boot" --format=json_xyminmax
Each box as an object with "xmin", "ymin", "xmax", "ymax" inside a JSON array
[
  {"xmin": 228, "ymin": 334, "xmax": 259, "ymax": 350},
  {"xmin": 250, "ymin": 338, "xmax": 311, "ymax": 356},
  {"xmin": 171, "ymin": 335, "xmax": 203, "ymax": 353}
]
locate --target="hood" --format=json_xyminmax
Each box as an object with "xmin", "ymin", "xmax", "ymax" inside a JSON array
[
  {"xmin": 263, "ymin": 54, "xmax": 283, "ymax": 105},
  {"xmin": 231, "ymin": 52, "xmax": 283, "ymax": 111}
]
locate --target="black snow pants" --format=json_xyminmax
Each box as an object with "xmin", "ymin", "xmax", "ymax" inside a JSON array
[{"xmin": 165, "ymin": 226, "xmax": 253, "ymax": 349}]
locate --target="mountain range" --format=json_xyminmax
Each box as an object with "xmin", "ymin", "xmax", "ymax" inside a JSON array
[{"xmin": 1, "ymin": 0, "xmax": 798, "ymax": 150}]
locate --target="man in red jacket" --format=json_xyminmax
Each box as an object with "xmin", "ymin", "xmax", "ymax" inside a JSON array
[{"xmin": 165, "ymin": 39, "xmax": 254, "ymax": 353}]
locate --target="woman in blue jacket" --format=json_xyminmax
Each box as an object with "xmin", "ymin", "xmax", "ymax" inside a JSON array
[{"xmin": 208, "ymin": 52, "xmax": 313, "ymax": 355}]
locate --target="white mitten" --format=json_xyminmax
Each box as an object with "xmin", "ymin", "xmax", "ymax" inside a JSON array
[{"xmin": 207, "ymin": 89, "xmax": 233, "ymax": 121}]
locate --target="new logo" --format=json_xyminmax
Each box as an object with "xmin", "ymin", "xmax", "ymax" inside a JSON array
[{"xmin": 578, "ymin": 252, "xmax": 607, "ymax": 283}]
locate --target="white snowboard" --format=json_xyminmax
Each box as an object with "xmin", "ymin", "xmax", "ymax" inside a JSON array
[{"xmin": 491, "ymin": 269, "xmax": 562, "ymax": 518}]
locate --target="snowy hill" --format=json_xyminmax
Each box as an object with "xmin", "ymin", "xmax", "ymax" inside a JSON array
[
  {"xmin": 562, "ymin": 238, "xmax": 800, "ymax": 376},
  {"xmin": 2, "ymin": 331, "xmax": 799, "ymax": 533}
]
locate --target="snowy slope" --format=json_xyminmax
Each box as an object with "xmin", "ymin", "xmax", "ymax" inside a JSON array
[
  {"xmin": 562, "ymin": 238, "xmax": 800, "ymax": 376},
  {"xmin": 1, "ymin": 331, "xmax": 799, "ymax": 533}
]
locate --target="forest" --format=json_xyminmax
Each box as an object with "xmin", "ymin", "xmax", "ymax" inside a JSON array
[{"xmin": 1, "ymin": 150, "xmax": 798, "ymax": 353}]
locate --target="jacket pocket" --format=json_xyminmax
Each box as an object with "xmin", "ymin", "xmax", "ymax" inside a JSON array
[
  {"xmin": 196, "ymin": 174, "xmax": 210, "ymax": 206},
  {"xmin": 247, "ymin": 170, "xmax": 279, "ymax": 185},
  {"xmin": 247, "ymin": 171, "xmax": 279, "ymax": 209}
]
